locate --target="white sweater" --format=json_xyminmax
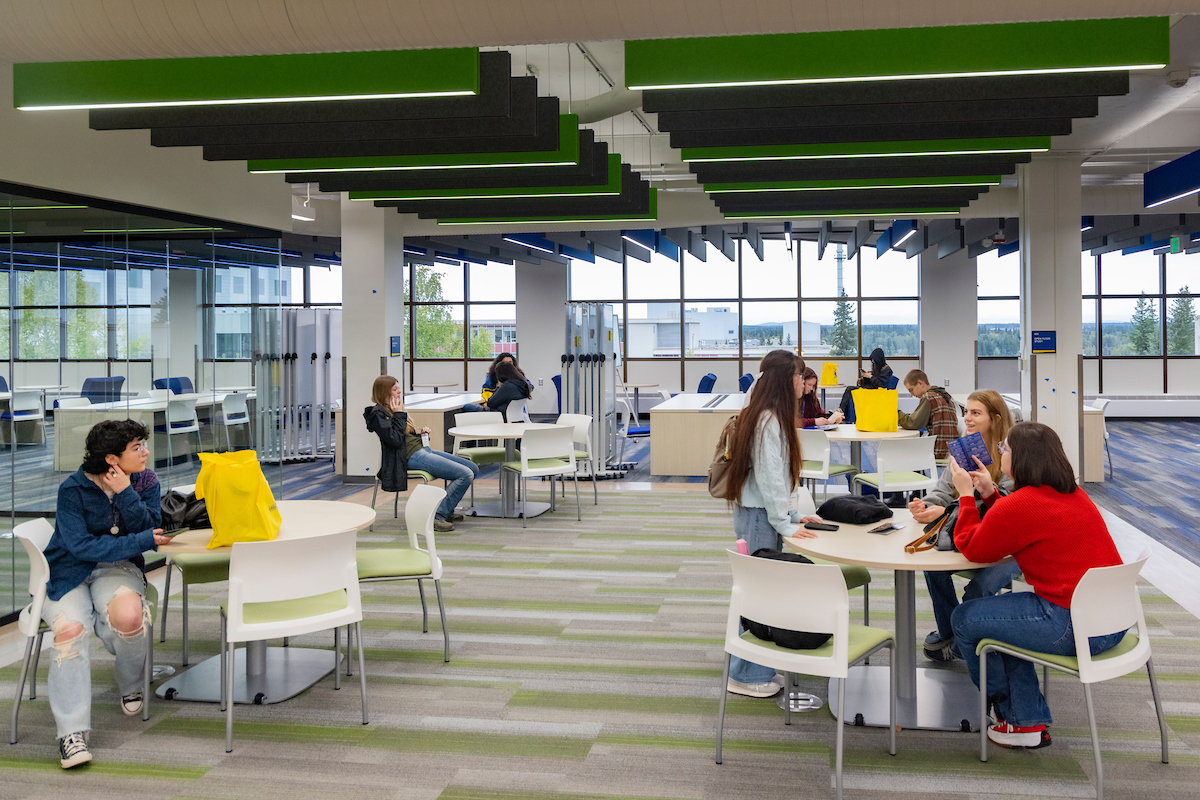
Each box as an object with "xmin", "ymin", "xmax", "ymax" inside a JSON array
[{"xmin": 738, "ymin": 413, "xmax": 799, "ymax": 537}]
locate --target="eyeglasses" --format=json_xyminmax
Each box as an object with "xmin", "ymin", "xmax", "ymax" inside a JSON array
[
  {"xmin": 128, "ymin": 442, "xmax": 149, "ymax": 453},
  {"xmin": 998, "ymin": 440, "xmax": 1010, "ymax": 455}
]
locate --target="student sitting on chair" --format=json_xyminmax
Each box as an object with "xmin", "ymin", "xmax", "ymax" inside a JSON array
[
  {"xmin": 364, "ymin": 375, "xmax": 478, "ymax": 532},
  {"xmin": 836, "ymin": 347, "xmax": 893, "ymax": 417},
  {"xmin": 43, "ymin": 420, "xmax": 170, "ymax": 769},
  {"xmin": 463, "ymin": 353, "xmax": 534, "ymax": 413},
  {"xmin": 486, "ymin": 360, "xmax": 533, "ymax": 421},
  {"xmin": 797, "ymin": 367, "xmax": 844, "ymax": 428},
  {"xmin": 897, "ymin": 368, "xmax": 959, "ymax": 461}
]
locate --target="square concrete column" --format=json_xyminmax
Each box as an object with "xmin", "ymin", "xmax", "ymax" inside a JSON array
[
  {"xmin": 341, "ymin": 195, "xmax": 406, "ymax": 479},
  {"xmin": 919, "ymin": 246, "xmax": 977, "ymax": 394},
  {"xmin": 1018, "ymin": 155, "xmax": 1084, "ymax": 474}
]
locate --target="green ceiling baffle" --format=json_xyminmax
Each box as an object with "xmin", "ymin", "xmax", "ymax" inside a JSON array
[
  {"xmin": 626, "ymin": 17, "xmax": 1168, "ymax": 90},
  {"xmin": 14, "ymin": 49, "xmax": 480, "ymax": 110}
]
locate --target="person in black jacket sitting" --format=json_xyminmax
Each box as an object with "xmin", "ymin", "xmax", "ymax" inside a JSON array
[
  {"xmin": 485, "ymin": 360, "xmax": 533, "ymax": 421},
  {"xmin": 363, "ymin": 375, "xmax": 478, "ymax": 532},
  {"xmin": 837, "ymin": 347, "xmax": 894, "ymax": 416}
]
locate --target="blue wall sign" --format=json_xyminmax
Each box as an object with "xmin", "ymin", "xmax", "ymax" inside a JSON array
[{"xmin": 1032, "ymin": 331, "xmax": 1056, "ymax": 354}]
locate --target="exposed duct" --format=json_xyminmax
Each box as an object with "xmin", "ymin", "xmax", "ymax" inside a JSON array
[{"xmin": 559, "ymin": 87, "xmax": 643, "ymax": 124}]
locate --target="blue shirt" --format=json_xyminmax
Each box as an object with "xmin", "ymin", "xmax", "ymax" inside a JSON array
[{"xmin": 45, "ymin": 468, "xmax": 161, "ymax": 600}]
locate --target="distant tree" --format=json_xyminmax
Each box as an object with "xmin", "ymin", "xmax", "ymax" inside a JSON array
[
  {"xmin": 1168, "ymin": 287, "xmax": 1196, "ymax": 356},
  {"xmin": 407, "ymin": 266, "xmax": 464, "ymax": 358},
  {"xmin": 785, "ymin": 333, "xmax": 792, "ymax": 346},
  {"xmin": 828, "ymin": 288, "xmax": 857, "ymax": 356},
  {"xmin": 1129, "ymin": 293, "xmax": 1160, "ymax": 355}
]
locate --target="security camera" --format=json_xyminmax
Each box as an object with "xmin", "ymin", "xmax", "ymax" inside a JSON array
[
  {"xmin": 1167, "ymin": 70, "xmax": 1191, "ymax": 89},
  {"xmin": 981, "ymin": 238, "xmax": 994, "ymax": 248}
]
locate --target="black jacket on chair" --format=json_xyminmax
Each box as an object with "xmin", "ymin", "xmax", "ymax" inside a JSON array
[{"xmin": 364, "ymin": 404, "xmax": 409, "ymax": 492}]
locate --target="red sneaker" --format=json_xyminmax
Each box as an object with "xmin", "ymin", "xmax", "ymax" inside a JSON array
[{"xmin": 987, "ymin": 721, "xmax": 1051, "ymax": 749}]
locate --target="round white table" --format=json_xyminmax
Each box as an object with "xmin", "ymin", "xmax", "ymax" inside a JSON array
[
  {"xmin": 824, "ymin": 425, "xmax": 919, "ymax": 471},
  {"xmin": 784, "ymin": 509, "xmax": 1011, "ymax": 732},
  {"xmin": 155, "ymin": 500, "xmax": 376, "ymax": 705},
  {"xmin": 413, "ymin": 382, "xmax": 459, "ymax": 393},
  {"xmin": 448, "ymin": 422, "xmax": 560, "ymax": 519}
]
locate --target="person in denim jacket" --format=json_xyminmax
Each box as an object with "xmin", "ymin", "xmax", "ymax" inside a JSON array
[{"xmin": 42, "ymin": 419, "xmax": 170, "ymax": 768}]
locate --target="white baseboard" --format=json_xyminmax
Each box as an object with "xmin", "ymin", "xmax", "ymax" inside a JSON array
[{"xmin": 1086, "ymin": 395, "xmax": 1200, "ymax": 418}]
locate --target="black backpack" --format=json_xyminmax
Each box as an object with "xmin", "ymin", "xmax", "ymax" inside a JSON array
[{"xmin": 739, "ymin": 549, "xmax": 833, "ymax": 650}]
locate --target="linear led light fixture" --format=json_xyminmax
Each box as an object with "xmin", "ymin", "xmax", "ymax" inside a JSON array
[
  {"xmin": 784, "ymin": 221, "xmax": 793, "ymax": 253},
  {"xmin": 706, "ymin": 176, "xmax": 1002, "ymax": 193},
  {"xmin": 0, "ymin": 231, "xmax": 26, "ymax": 236},
  {"xmin": 1144, "ymin": 149, "xmax": 1200, "ymax": 208},
  {"xmin": 722, "ymin": 209, "xmax": 959, "ymax": 220},
  {"xmin": 1, "ymin": 204, "xmax": 88, "ymax": 210},
  {"xmin": 503, "ymin": 236, "xmax": 556, "ymax": 254},
  {"xmin": 622, "ymin": 235, "xmax": 653, "ymax": 251},
  {"xmin": 685, "ymin": 138, "xmax": 1050, "ymax": 164},
  {"xmin": 629, "ymin": 65, "xmax": 1162, "ymax": 91},
  {"xmin": 352, "ymin": 156, "xmax": 623, "ymax": 202},
  {"xmin": 1081, "ymin": 216, "xmax": 1095, "ymax": 233},
  {"xmin": 84, "ymin": 227, "xmax": 222, "ymax": 233},
  {"xmin": 19, "ymin": 91, "xmax": 475, "ymax": 112}
]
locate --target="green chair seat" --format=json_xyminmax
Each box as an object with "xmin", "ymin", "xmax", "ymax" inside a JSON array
[
  {"xmin": 741, "ymin": 624, "xmax": 892, "ymax": 663},
  {"xmin": 407, "ymin": 470, "xmax": 435, "ymax": 483},
  {"xmin": 225, "ymin": 589, "xmax": 348, "ymax": 625},
  {"xmin": 828, "ymin": 463, "xmax": 859, "ymax": 477},
  {"xmin": 458, "ymin": 446, "xmax": 507, "ymax": 464},
  {"xmin": 801, "ymin": 459, "xmax": 823, "ymax": 473},
  {"xmin": 501, "ymin": 457, "xmax": 570, "ymax": 471},
  {"xmin": 852, "ymin": 471, "xmax": 928, "ymax": 487},
  {"xmin": 356, "ymin": 548, "xmax": 431, "ymax": 579},
  {"xmin": 809, "ymin": 558, "xmax": 871, "ymax": 591},
  {"xmin": 574, "ymin": 449, "xmax": 589, "ymax": 460},
  {"xmin": 172, "ymin": 552, "xmax": 231, "ymax": 584},
  {"xmin": 977, "ymin": 632, "xmax": 1139, "ymax": 672}
]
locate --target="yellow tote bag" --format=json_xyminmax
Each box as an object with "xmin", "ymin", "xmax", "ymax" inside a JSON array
[
  {"xmin": 194, "ymin": 451, "xmax": 282, "ymax": 549},
  {"xmin": 819, "ymin": 362, "xmax": 839, "ymax": 386},
  {"xmin": 852, "ymin": 388, "xmax": 899, "ymax": 432}
]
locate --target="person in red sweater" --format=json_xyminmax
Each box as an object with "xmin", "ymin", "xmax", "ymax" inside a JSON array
[{"xmin": 949, "ymin": 421, "xmax": 1124, "ymax": 750}]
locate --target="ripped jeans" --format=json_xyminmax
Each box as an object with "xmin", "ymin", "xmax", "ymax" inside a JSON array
[{"xmin": 40, "ymin": 561, "xmax": 148, "ymax": 738}]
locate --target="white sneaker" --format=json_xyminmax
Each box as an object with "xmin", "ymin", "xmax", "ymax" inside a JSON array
[
  {"xmin": 727, "ymin": 675, "xmax": 785, "ymax": 698},
  {"xmin": 120, "ymin": 691, "xmax": 143, "ymax": 717}
]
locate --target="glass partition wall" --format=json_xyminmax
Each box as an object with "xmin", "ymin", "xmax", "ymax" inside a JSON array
[{"xmin": 0, "ymin": 186, "xmax": 284, "ymax": 619}]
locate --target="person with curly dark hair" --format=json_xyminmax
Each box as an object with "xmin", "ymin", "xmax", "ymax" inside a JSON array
[{"xmin": 42, "ymin": 419, "xmax": 169, "ymax": 769}]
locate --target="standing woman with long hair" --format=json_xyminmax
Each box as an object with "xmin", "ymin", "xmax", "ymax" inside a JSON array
[
  {"xmin": 364, "ymin": 375, "xmax": 479, "ymax": 532},
  {"xmin": 722, "ymin": 350, "xmax": 817, "ymax": 697}
]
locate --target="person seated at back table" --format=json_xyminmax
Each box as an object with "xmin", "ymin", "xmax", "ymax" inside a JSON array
[
  {"xmin": 797, "ymin": 366, "xmax": 844, "ymax": 428},
  {"xmin": 486, "ymin": 360, "xmax": 533, "ymax": 421},
  {"xmin": 910, "ymin": 389, "xmax": 1021, "ymax": 661},
  {"xmin": 897, "ymin": 368, "xmax": 959, "ymax": 461},
  {"xmin": 42, "ymin": 419, "xmax": 171, "ymax": 769},
  {"xmin": 836, "ymin": 347, "xmax": 893, "ymax": 417},
  {"xmin": 364, "ymin": 375, "xmax": 479, "ymax": 532},
  {"xmin": 462, "ymin": 352, "xmax": 534, "ymax": 413},
  {"xmin": 950, "ymin": 422, "xmax": 1124, "ymax": 750}
]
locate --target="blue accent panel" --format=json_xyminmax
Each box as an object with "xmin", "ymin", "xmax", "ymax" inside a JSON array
[
  {"xmin": 996, "ymin": 239, "xmax": 1020, "ymax": 257},
  {"xmin": 621, "ymin": 229, "xmax": 656, "ymax": 252},
  {"xmin": 1144, "ymin": 148, "xmax": 1200, "ymax": 208},
  {"xmin": 653, "ymin": 232, "xmax": 680, "ymax": 261}
]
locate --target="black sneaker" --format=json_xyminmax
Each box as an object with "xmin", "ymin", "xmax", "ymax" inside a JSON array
[
  {"xmin": 923, "ymin": 631, "xmax": 958, "ymax": 662},
  {"xmin": 59, "ymin": 731, "xmax": 92, "ymax": 769},
  {"xmin": 121, "ymin": 691, "xmax": 143, "ymax": 716}
]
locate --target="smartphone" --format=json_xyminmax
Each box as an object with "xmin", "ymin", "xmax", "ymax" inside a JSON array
[
  {"xmin": 804, "ymin": 522, "xmax": 839, "ymax": 531},
  {"xmin": 867, "ymin": 522, "xmax": 899, "ymax": 534}
]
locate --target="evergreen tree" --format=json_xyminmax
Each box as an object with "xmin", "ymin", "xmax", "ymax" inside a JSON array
[
  {"xmin": 1129, "ymin": 293, "xmax": 1160, "ymax": 355},
  {"xmin": 828, "ymin": 288, "xmax": 857, "ymax": 356},
  {"xmin": 1168, "ymin": 287, "xmax": 1197, "ymax": 356}
]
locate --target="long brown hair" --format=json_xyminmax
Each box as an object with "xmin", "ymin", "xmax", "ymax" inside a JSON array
[
  {"xmin": 372, "ymin": 375, "xmax": 399, "ymax": 415},
  {"xmin": 966, "ymin": 389, "xmax": 1013, "ymax": 483},
  {"xmin": 725, "ymin": 351, "xmax": 803, "ymax": 506},
  {"xmin": 1008, "ymin": 422, "xmax": 1077, "ymax": 493}
]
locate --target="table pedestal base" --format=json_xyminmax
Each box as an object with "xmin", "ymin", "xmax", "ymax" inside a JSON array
[
  {"xmin": 468, "ymin": 500, "xmax": 552, "ymax": 519},
  {"xmin": 777, "ymin": 690, "xmax": 824, "ymax": 712},
  {"xmin": 829, "ymin": 665, "xmax": 982, "ymax": 732},
  {"xmin": 155, "ymin": 645, "xmax": 338, "ymax": 705}
]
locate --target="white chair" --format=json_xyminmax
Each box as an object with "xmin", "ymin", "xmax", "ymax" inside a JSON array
[
  {"xmin": 220, "ymin": 392, "xmax": 251, "ymax": 451},
  {"xmin": 5, "ymin": 390, "xmax": 45, "ymax": 446},
  {"xmin": 716, "ymin": 551, "xmax": 896, "ymax": 800},
  {"xmin": 56, "ymin": 397, "xmax": 91, "ymax": 408},
  {"xmin": 10, "ymin": 518, "xmax": 153, "ymax": 742},
  {"xmin": 452, "ymin": 411, "xmax": 507, "ymax": 507},
  {"xmin": 851, "ymin": 437, "xmax": 938, "ymax": 496},
  {"xmin": 500, "ymin": 425, "xmax": 579, "ymax": 528},
  {"xmin": 144, "ymin": 388, "xmax": 171, "ymax": 400},
  {"xmin": 220, "ymin": 529, "xmax": 367, "ymax": 752},
  {"xmin": 556, "ymin": 413, "xmax": 599, "ymax": 505},
  {"xmin": 164, "ymin": 396, "xmax": 202, "ymax": 461},
  {"xmin": 797, "ymin": 429, "xmax": 859, "ymax": 501},
  {"xmin": 977, "ymin": 548, "xmax": 1168, "ymax": 800},
  {"xmin": 1092, "ymin": 398, "xmax": 1113, "ymax": 477},
  {"xmin": 506, "ymin": 397, "xmax": 532, "ymax": 423},
  {"xmin": 352, "ymin": 484, "xmax": 451, "ymax": 664},
  {"xmin": 792, "ymin": 486, "xmax": 873, "ymax": 626},
  {"xmin": 616, "ymin": 396, "xmax": 650, "ymax": 467}
]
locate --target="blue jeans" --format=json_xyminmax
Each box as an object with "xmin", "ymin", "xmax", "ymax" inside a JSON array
[
  {"xmin": 952, "ymin": 592, "xmax": 1125, "ymax": 727},
  {"xmin": 730, "ymin": 505, "xmax": 783, "ymax": 685},
  {"xmin": 40, "ymin": 562, "xmax": 149, "ymax": 738},
  {"xmin": 925, "ymin": 562, "xmax": 1024, "ymax": 641},
  {"xmin": 407, "ymin": 447, "xmax": 480, "ymax": 520}
]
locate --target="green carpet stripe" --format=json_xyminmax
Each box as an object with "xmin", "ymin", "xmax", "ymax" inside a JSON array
[
  {"xmin": 579, "ymin": 533, "xmax": 732, "ymax": 540},
  {"xmin": 594, "ymin": 587, "xmax": 729, "ymax": 596},
  {"xmin": 508, "ymin": 690, "xmax": 778, "ymax": 716},
  {"xmin": 147, "ymin": 718, "xmax": 593, "ymax": 759},
  {"xmin": 558, "ymin": 633, "xmax": 722, "ymax": 646},
  {"xmin": 844, "ymin": 748, "xmax": 1087, "ymax": 779},
  {"xmin": 622, "ymin": 549, "xmax": 727, "ymax": 557},
  {"xmin": 439, "ymin": 788, "xmax": 675, "ymax": 800},
  {"xmin": 450, "ymin": 560, "xmax": 679, "ymax": 573},
  {"xmin": 362, "ymin": 648, "xmax": 721, "ymax": 676},
  {"xmin": 361, "ymin": 620, "xmax": 566, "ymax": 636},
  {"xmin": 1165, "ymin": 715, "xmax": 1200, "ymax": 732},
  {"xmin": 0, "ymin": 754, "xmax": 207, "ymax": 780},
  {"xmin": 595, "ymin": 732, "xmax": 826, "ymax": 755},
  {"xmin": 448, "ymin": 599, "xmax": 661, "ymax": 613}
]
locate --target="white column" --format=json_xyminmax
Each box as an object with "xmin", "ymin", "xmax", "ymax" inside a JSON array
[
  {"xmin": 1018, "ymin": 155, "xmax": 1084, "ymax": 473},
  {"xmin": 340, "ymin": 195, "xmax": 406, "ymax": 479},
  {"xmin": 919, "ymin": 246, "xmax": 977, "ymax": 394},
  {"xmin": 515, "ymin": 260, "xmax": 568, "ymax": 415}
]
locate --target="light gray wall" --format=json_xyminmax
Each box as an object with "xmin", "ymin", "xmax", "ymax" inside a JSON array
[
  {"xmin": 516, "ymin": 261, "xmax": 568, "ymax": 415},
  {"xmin": 919, "ymin": 247, "xmax": 977, "ymax": 392}
]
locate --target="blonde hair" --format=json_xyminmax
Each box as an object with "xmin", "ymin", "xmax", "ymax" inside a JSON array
[
  {"xmin": 966, "ymin": 389, "xmax": 1013, "ymax": 483},
  {"xmin": 371, "ymin": 375, "xmax": 399, "ymax": 414}
]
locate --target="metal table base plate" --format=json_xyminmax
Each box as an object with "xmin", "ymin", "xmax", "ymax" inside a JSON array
[
  {"xmin": 777, "ymin": 690, "xmax": 824, "ymax": 712},
  {"xmin": 828, "ymin": 665, "xmax": 983, "ymax": 732},
  {"xmin": 155, "ymin": 646, "xmax": 339, "ymax": 705},
  {"xmin": 467, "ymin": 500, "xmax": 551, "ymax": 519}
]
